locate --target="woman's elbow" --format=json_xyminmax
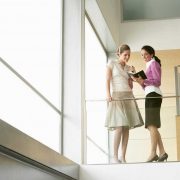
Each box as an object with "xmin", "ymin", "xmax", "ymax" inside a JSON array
[{"xmin": 154, "ymin": 81, "xmax": 161, "ymax": 87}]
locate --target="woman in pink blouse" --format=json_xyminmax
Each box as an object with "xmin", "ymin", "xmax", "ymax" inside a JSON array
[{"xmin": 136, "ymin": 45, "xmax": 168, "ymax": 162}]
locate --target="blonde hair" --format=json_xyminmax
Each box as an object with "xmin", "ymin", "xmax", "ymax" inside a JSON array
[{"xmin": 116, "ymin": 44, "xmax": 130, "ymax": 57}]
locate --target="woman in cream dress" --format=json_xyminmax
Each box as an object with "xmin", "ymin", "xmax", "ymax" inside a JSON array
[{"xmin": 105, "ymin": 44, "xmax": 144, "ymax": 163}]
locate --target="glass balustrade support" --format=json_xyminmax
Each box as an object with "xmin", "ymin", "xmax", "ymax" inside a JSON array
[
  {"xmin": 176, "ymin": 115, "xmax": 180, "ymax": 161},
  {"xmin": 175, "ymin": 66, "xmax": 180, "ymax": 115}
]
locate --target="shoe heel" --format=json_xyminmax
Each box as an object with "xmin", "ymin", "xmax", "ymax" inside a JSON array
[{"xmin": 158, "ymin": 153, "xmax": 168, "ymax": 162}]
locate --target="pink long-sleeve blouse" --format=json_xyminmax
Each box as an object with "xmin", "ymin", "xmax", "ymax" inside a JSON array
[
  {"xmin": 143, "ymin": 59, "xmax": 162, "ymax": 96},
  {"xmin": 144, "ymin": 59, "xmax": 161, "ymax": 87}
]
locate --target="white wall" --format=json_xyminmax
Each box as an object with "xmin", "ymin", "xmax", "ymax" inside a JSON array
[
  {"xmin": 118, "ymin": 1, "xmax": 180, "ymax": 52},
  {"xmin": 119, "ymin": 18, "xmax": 180, "ymax": 52},
  {"xmin": 95, "ymin": 0, "xmax": 180, "ymax": 52}
]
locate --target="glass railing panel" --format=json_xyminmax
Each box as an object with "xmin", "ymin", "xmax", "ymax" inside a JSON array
[
  {"xmin": 85, "ymin": 96, "xmax": 178, "ymax": 164},
  {"xmin": 87, "ymin": 138, "xmax": 108, "ymax": 164},
  {"xmin": 86, "ymin": 101, "xmax": 108, "ymax": 164}
]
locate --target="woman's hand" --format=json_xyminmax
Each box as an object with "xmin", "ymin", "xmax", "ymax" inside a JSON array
[
  {"xmin": 107, "ymin": 96, "xmax": 112, "ymax": 102},
  {"xmin": 130, "ymin": 75, "xmax": 136, "ymax": 82},
  {"xmin": 135, "ymin": 76, "xmax": 144, "ymax": 85},
  {"xmin": 129, "ymin": 66, "xmax": 136, "ymax": 73}
]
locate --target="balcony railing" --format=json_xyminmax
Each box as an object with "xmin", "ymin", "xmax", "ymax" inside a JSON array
[{"xmin": 85, "ymin": 95, "xmax": 180, "ymax": 164}]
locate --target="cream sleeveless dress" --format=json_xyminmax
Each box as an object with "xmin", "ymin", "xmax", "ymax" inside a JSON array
[{"xmin": 105, "ymin": 60, "xmax": 144, "ymax": 130}]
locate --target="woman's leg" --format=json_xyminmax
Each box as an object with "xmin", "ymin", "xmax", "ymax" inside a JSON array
[
  {"xmin": 156, "ymin": 130, "xmax": 168, "ymax": 161},
  {"xmin": 147, "ymin": 125, "xmax": 159, "ymax": 161},
  {"xmin": 121, "ymin": 127, "xmax": 129, "ymax": 162},
  {"xmin": 157, "ymin": 130, "xmax": 166, "ymax": 155},
  {"xmin": 114, "ymin": 127, "xmax": 122, "ymax": 161}
]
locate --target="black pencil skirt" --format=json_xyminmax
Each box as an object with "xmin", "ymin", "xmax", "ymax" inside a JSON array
[{"xmin": 145, "ymin": 92, "xmax": 162, "ymax": 128}]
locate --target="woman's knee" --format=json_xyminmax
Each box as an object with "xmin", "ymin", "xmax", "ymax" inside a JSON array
[{"xmin": 147, "ymin": 125, "xmax": 157, "ymax": 132}]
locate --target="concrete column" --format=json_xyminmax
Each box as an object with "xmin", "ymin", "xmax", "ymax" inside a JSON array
[{"xmin": 62, "ymin": 0, "xmax": 85, "ymax": 164}]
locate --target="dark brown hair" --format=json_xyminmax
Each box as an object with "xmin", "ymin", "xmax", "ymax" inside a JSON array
[{"xmin": 141, "ymin": 45, "xmax": 161, "ymax": 66}]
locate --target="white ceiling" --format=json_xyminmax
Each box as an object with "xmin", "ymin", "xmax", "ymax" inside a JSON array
[{"xmin": 122, "ymin": 0, "xmax": 180, "ymax": 21}]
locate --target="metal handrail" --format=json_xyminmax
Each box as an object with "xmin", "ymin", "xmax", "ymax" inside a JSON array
[
  {"xmin": 0, "ymin": 57, "xmax": 61, "ymax": 115},
  {"xmin": 85, "ymin": 95, "xmax": 180, "ymax": 102}
]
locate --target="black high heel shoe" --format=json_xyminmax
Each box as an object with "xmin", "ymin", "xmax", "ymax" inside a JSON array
[
  {"xmin": 147, "ymin": 155, "xmax": 159, "ymax": 162},
  {"xmin": 158, "ymin": 153, "xmax": 168, "ymax": 162}
]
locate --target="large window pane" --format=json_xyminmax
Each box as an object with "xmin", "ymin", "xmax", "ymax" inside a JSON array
[
  {"xmin": 0, "ymin": 0, "xmax": 61, "ymax": 108},
  {"xmin": 0, "ymin": 0, "xmax": 62, "ymax": 152},
  {"xmin": 0, "ymin": 65, "xmax": 60, "ymax": 152}
]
